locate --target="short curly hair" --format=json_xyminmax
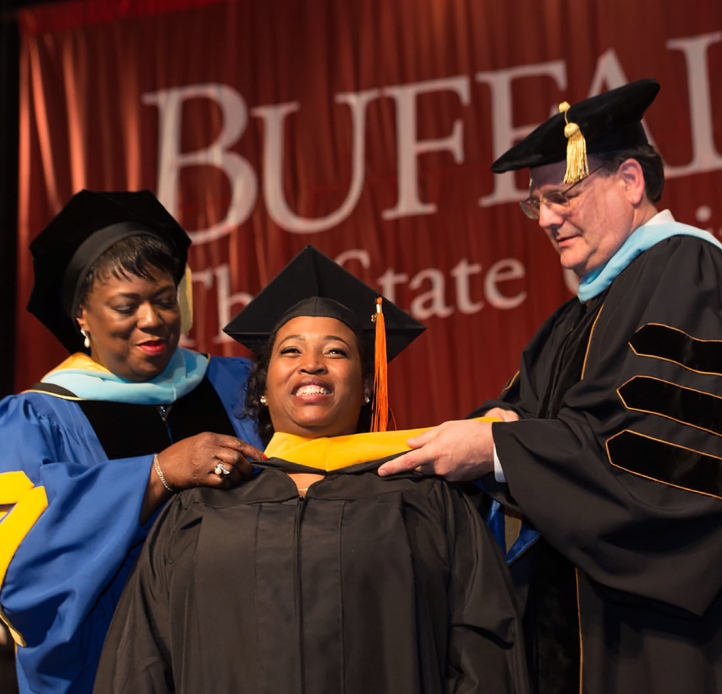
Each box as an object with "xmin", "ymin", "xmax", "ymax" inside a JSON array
[{"xmin": 245, "ymin": 320, "xmax": 374, "ymax": 446}]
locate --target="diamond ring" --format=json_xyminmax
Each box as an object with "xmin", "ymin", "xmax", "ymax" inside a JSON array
[{"xmin": 214, "ymin": 463, "xmax": 231, "ymax": 476}]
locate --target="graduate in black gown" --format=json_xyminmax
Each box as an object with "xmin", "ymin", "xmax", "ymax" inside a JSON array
[
  {"xmin": 93, "ymin": 246, "xmax": 529, "ymax": 694},
  {"xmin": 377, "ymin": 79, "xmax": 722, "ymax": 694}
]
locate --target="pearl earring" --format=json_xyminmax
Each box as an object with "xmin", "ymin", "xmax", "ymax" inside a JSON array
[
  {"xmin": 80, "ymin": 329, "xmax": 90, "ymax": 349},
  {"xmin": 260, "ymin": 395, "xmax": 267, "ymax": 405}
]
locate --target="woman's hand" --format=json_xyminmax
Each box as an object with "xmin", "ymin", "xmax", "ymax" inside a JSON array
[
  {"xmin": 141, "ymin": 433, "xmax": 264, "ymax": 522},
  {"xmin": 157, "ymin": 433, "xmax": 262, "ymax": 490}
]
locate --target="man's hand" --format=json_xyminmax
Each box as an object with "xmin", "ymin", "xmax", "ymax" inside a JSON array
[
  {"xmin": 377, "ymin": 419, "xmax": 496, "ymax": 481},
  {"xmin": 484, "ymin": 407, "xmax": 520, "ymax": 423}
]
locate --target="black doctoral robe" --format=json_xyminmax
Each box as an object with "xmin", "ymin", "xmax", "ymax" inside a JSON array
[
  {"xmin": 477, "ymin": 235, "xmax": 722, "ymax": 694},
  {"xmin": 93, "ymin": 431, "xmax": 529, "ymax": 694}
]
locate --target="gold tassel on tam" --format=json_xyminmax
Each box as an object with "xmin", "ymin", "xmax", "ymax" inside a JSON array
[
  {"xmin": 178, "ymin": 264, "xmax": 194, "ymax": 334},
  {"xmin": 371, "ymin": 296, "xmax": 389, "ymax": 432},
  {"xmin": 559, "ymin": 101, "xmax": 589, "ymax": 184}
]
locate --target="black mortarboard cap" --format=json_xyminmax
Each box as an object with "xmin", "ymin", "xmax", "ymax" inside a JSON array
[
  {"xmin": 27, "ymin": 189, "xmax": 191, "ymax": 353},
  {"xmin": 224, "ymin": 245, "xmax": 425, "ymax": 432},
  {"xmin": 491, "ymin": 78, "xmax": 660, "ymax": 182},
  {"xmin": 223, "ymin": 245, "xmax": 425, "ymax": 361}
]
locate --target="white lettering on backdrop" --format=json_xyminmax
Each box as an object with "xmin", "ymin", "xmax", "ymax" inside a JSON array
[
  {"xmin": 187, "ymin": 251, "xmax": 527, "ymax": 345},
  {"xmin": 143, "ymin": 33, "xmax": 722, "ymax": 240},
  {"xmin": 147, "ymin": 34, "xmax": 720, "ymax": 345}
]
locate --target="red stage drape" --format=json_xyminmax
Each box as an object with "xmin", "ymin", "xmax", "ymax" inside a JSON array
[{"xmin": 16, "ymin": 0, "xmax": 722, "ymax": 428}]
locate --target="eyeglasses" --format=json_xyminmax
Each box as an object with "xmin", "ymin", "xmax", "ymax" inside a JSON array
[{"xmin": 519, "ymin": 165, "xmax": 605, "ymax": 220}]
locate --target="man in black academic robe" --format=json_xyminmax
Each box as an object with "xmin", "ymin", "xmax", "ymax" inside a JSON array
[{"xmin": 378, "ymin": 79, "xmax": 722, "ymax": 694}]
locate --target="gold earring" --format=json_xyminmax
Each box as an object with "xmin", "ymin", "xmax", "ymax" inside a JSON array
[{"xmin": 80, "ymin": 329, "xmax": 90, "ymax": 349}]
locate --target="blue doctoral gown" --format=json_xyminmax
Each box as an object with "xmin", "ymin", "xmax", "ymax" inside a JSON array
[{"xmin": 0, "ymin": 355, "xmax": 261, "ymax": 694}]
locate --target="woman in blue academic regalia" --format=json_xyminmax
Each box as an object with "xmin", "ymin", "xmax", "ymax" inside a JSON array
[{"xmin": 0, "ymin": 190, "xmax": 264, "ymax": 694}]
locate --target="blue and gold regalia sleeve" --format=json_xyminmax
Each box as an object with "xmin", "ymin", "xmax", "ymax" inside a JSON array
[{"xmin": 0, "ymin": 471, "xmax": 48, "ymax": 645}]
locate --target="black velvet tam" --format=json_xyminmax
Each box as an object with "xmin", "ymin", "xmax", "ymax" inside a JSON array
[
  {"xmin": 27, "ymin": 190, "xmax": 190, "ymax": 353},
  {"xmin": 490, "ymin": 78, "xmax": 660, "ymax": 173}
]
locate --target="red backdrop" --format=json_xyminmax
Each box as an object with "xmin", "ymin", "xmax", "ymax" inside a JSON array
[{"xmin": 15, "ymin": 0, "xmax": 722, "ymax": 428}]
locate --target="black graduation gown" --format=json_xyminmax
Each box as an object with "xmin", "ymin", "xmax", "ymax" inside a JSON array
[
  {"xmin": 477, "ymin": 236, "xmax": 722, "ymax": 694},
  {"xmin": 93, "ymin": 446, "xmax": 529, "ymax": 694}
]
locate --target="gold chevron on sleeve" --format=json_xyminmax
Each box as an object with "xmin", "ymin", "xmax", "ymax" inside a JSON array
[
  {"xmin": 0, "ymin": 471, "xmax": 49, "ymax": 646},
  {"xmin": 618, "ymin": 376, "xmax": 722, "ymax": 437},
  {"xmin": 606, "ymin": 430, "xmax": 722, "ymax": 499},
  {"xmin": 629, "ymin": 323, "xmax": 722, "ymax": 375}
]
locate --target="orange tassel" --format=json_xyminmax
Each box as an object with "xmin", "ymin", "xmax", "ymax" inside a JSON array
[{"xmin": 371, "ymin": 296, "xmax": 388, "ymax": 432}]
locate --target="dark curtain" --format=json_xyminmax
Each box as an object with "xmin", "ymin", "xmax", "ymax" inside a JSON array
[
  {"xmin": 0, "ymin": 5, "xmax": 62, "ymax": 691},
  {"xmin": 0, "ymin": 13, "xmax": 19, "ymax": 399}
]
